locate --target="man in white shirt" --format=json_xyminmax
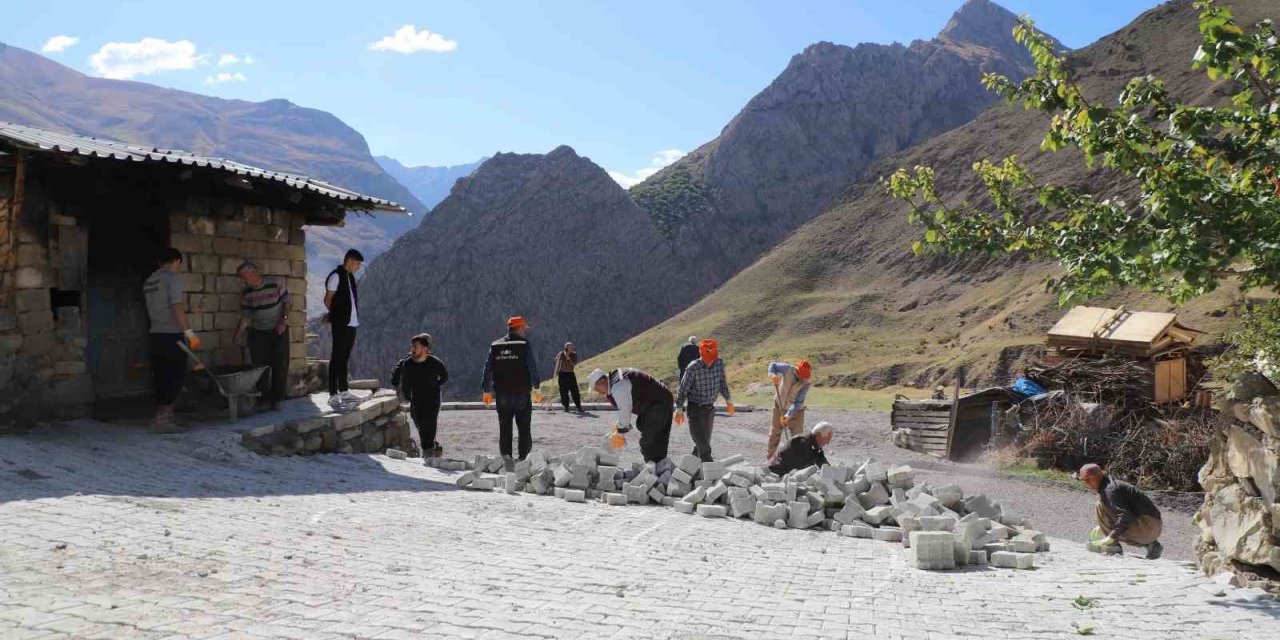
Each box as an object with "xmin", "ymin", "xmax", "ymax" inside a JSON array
[
  {"xmin": 324, "ymin": 249, "xmax": 363, "ymax": 409},
  {"xmin": 587, "ymin": 367, "xmax": 674, "ymax": 463}
]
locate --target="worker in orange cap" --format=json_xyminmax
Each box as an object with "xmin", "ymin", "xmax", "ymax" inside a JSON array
[
  {"xmin": 766, "ymin": 359, "xmax": 812, "ymax": 458},
  {"xmin": 675, "ymin": 338, "xmax": 734, "ymax": 461},
  {"xmin": 481, "ymin": 316, "xmax": 543, "ymax": 464}
]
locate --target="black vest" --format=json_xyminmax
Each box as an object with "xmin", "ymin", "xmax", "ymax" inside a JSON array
[
  {"xmin": 609, "ymin": 368, "xmax": 671, "ymax": 412},
  {"xmin": 327, "ymin": 266, "xmax": 358, "ymax": 326},
  {"xmin": 489, "ymin": 334, "xmax": 531, "ymax": 395}
]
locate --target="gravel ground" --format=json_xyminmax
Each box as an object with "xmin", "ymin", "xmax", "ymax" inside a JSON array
[{"xmin": 426, "ymin": 404, "xmax": 1199, "ymax": 562}]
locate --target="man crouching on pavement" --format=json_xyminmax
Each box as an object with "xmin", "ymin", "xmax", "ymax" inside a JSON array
[
  {"xmin": 768, "ymin": 422, "xmax": 833, "ymax": 475},
  {"xmin": 1078, "ymin": 463, "xmax": 1163, "ymax": 559}
]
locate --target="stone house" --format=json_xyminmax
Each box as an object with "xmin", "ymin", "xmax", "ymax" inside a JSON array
[{"xmin": 0, "ymin": 122, "xmax": 405, "ymax": 426}]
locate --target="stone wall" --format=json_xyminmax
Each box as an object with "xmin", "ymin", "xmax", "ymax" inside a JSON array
[
  {"xmin": 1195, "ymin": 373, "xmax": 1280, "ymax": 594},
  {"xmin": 0, "ymin": 165, "xmax": 94, "ymax": 424},
  {"xmin": 240, "ymin": 392, "xmax": 414, "ymax": 456},
  {"xmin": 167, "ymin": 200, "xmax": 310, "ymax": 395},
  {"xmin": 0, "ymin": 158, "xmax": 320, "ymax": 427}
]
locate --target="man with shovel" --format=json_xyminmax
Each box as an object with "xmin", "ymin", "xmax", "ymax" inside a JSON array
[
  {"xmin": 143, "ymin": 247, "xmax": 200, "ymax": 432},
  {"xmin": 233, "ymin": 262, "xmax": 290, "ymax": 411}
]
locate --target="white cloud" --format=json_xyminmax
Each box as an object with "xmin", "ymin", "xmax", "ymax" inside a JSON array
[
  {"xmin": 369, "ymin": 25, "xmax": 457, "ymax": 54},
  {"xmin": 609, "ymin": 149, "xmax": 685, "ymax": 188},
  {"xmin": 204, "ymin": 71, "xmax": 246, "ymax": 85},
  {"xmin": 41, "ymin": 35, "xmax": 79, "ymax": 53},
  {"xmin": 217, "ymin": 53, "xmax": 255, "ymax": 66},
  {"xmin": 89, "ymin": 38, "xmax": 202, "ymax": 80}
]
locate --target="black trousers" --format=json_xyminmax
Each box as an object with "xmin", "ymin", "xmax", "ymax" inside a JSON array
[
  {"xmin": 248, "ymin": 327, "xmax": 289, "ymax": 403},
  {"xmin": 150, "ymin": 333, "xmax": 186, "ymax": 406},
  {"xmin": 329, "ymin": 324, "xmax": 356, "ymax": 395},
  {"xmin": 411, "ymin": 400, "xmax": 441, "ymax": 453},
  {"xmin": 496, "ymin": 392, "xmax": 533, "ymax": 459},
  {"xmin": 558, "ymin": 372, "xmax": 582, "ymax": 411},
  {"xmin": 635, "ymin": 402, "xmax": 674, "ymax": 463},
  {"xmin": 687, "ymin": 402, "xmax": 716, "ymax": 462}
]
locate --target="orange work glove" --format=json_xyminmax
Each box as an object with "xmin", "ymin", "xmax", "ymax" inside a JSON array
[
  {"xmin": 770, "ymin": 375, "xmax": 781, "ymax": 386},
  {"xmin": 482, "ymin": 392, "xmax": 493, "ymax": 406},
  {"xmin": 780, "ymin": 414, "xmax": 791, "ymax": 426},
  {"xmin": 726, "ymin": 402, "xmax": 736, "ymax": 416},
  {"xmin": 184, "ymin": 330, "xmax": 202, "ymax": 350},
  {"xmin": 533, "ymin": 389, "xmax": 544, "ymax": 404},
  {"xmin": 607, "ymin": 427, "xmax": 626, "ymax": 452},
  {"xmin": 674, "ymin": 410, "xmax": 685, "ymax": 427}
]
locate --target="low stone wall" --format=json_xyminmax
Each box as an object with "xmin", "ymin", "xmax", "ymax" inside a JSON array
[
  {"xmin": 241, "ymin": 392, "xmax": 416, "ymax": 456},
  {"xmin": 1195, "ymin": 373, "xmax": 1280, "ymax": 594}
]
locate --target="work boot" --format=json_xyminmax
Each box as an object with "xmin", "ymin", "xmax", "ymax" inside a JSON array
[
  {"xmin": 151, "ymin": 406, "xmax": 182, "ymax": 433},
  {"xmin": 1145, "ymin": 540, "xmax": 1163, "ymax": 560}
]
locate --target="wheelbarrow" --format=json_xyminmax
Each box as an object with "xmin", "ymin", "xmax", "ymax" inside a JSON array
[{"xmin": 177, "ymin": 341, "xmax": 269, "ymax": 421}]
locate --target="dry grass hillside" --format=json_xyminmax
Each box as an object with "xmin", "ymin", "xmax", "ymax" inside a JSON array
[{"xmin": 583, "ymin": 0, "xmax": 1270, "ymax": 396}]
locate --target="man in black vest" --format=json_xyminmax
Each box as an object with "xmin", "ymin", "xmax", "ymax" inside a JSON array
[
  {"xmin": 481, "ymin": 316, "xmax": 542, "ymax": 461},
  {"xmin": 587, "ymin": 367, "xmax": 674, "ymax": 463},
  {"xmin": 324, "ymin": 249, "xmax": 363, "ymax": 410}
]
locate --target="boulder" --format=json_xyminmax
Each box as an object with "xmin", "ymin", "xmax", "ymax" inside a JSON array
[
  {"xmin": 1228, "ymin": 371, "xmax": 1278, "ymax": 404},
  {"xmin": 1226, "ymin": 425, "xmax": 1280, "ymax": 505},
  {"xmin": 1197, "ymin": 483, "xmax": 1280, "ymax": 572}
]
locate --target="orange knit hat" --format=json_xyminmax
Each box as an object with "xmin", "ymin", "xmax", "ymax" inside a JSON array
[
  {"xmin": 699, "ymin": 339, "xmax": 719, "ymax": 365},
  {"xmin": 796, "ymin": 359, "xmax": 812, "ymax": 380}
]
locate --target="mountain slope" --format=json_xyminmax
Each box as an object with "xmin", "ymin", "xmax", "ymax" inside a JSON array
[
  {"xmin": 0, "ymin": 41, "xmax": 426, "ymax": 312},
  {"xmin": 632, "ymin": 0, "xmax": 1048, "ymax": 293},
  {"xmin": 348, "ymin": 147, "xmax": 686, "ymax": 397},
  {"xmin": 345, "ymin": 0, "xmax": 1057, "ymax": 391},
  {"xmin": 375, "ymin": 155, "xmax": 486, "ymax": 222},
  {"xmin": 586, "ymin": 0, "xmax": 1265, "ymax": 391}
]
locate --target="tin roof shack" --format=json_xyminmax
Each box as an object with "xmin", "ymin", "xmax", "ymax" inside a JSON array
[
  {"xmin": 0, "ymin": 122, "xmax": 405, "ymax": 426},
  {"xmin": 1045, "ymin": 305, "xmax": 1204, "ymax": 404},
  {"xmin": 891, "ymin": 387, "xmax": 1016, "ymax": 461}
]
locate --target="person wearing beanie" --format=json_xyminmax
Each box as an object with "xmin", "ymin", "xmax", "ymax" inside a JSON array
[
  {"xmin": 588, "ymin": 367, "xmax": 674, "ymax": 463},
  {"xmin": 675, "ymin": 338, "xmax": 734, "ymax": 461},
  {"xmin": 676, "ymin": 335, "xmax": 700, "ymax": 378},
  {"xmin": 768, "ymin": 422, "xmax": 833, "ymax": 475},
  {"xmin": 481, "ymin": 316, "xmax": 542, "ymax": 462},
  {"xmin": 765, "ymin": 359, "xmax": 813, "ymax": 458}
]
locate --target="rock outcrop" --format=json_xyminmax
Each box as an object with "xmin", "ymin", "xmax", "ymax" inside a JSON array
[
  {"xmin": 345, "ymin": 147, "xmax": 685, "ymax": 396},
  {"xmin": 634, "ymin": 0, "xmax": 1046, "ymax": 294},
  {"xmin": 1196, "ymin": 373, "xmax": 1280, "ymax": 594}
]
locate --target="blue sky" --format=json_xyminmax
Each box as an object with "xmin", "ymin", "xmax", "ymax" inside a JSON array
[{"xmin": 5, "ymin": 0, "xmax": 1167, "ymax": 182}]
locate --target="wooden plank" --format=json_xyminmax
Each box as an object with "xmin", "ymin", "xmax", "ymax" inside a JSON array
[
  {"xmin": 890, "ymin": 412, "xmax": 952, "ymax": 422},
  {"xmin": 906, "ymin": 432, "xmax": 950, "ymax": 440},
  {"xmin": 891, "ymin": 415, "xmax": 950, "ymax": 424},
  {"xmin": 945, "ymin": 378, "xmax": 960, "ymax": 460},
  {"xmin": 893, "ymin": 422, "xmax": 949, "ymax": 432}
]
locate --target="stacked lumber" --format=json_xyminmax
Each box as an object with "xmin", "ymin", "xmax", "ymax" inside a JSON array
[{"xmin": 891, "ymin": 399, "xmax": 951, "ymax": 457}]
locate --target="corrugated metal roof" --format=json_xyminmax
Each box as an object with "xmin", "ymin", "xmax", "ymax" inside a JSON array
[{"xmin": 0, "ymin": 121, "xmax": 407, "ymax": 215}]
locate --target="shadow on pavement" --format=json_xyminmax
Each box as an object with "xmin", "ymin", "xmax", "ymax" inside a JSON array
[{"xmin": 0, "ymin": 413, "xmax": 453, "ymax": 503}]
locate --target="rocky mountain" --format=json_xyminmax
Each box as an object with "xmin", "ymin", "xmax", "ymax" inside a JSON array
[
  {"xmin": 348, "ymin": 147, "xmax": 686, "ymax": 397},
  {"xmin": 632, "ymin": 0, "xmax": 1050, "ymax": 293},
  {"xmin": 346, "ymin": 0, "xmax": 1052, "ymax": 392},
  {"xmin": 375, "ymin": 156, "xmax": 487, "ymax": 227},
  {"xmin": 307, "ymin": 157, "xmax": 483, "ymax": 313},
  {"xmin": 0, "ymin": 41, "xmax": 427, "ymax": 312},
  {"xmin": 586, "ymin": 0, "xmax": 1265, "ymax": 392}
]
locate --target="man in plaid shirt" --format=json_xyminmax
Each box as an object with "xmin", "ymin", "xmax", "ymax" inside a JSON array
[{"xmin": 675, "ymin": 338, "xmax": 735, "ymax": 461}]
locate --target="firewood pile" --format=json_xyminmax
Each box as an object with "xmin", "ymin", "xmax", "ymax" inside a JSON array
[{"xmin": 1012, "ymin": 357, "xmax": 1219, "ymax": 491}]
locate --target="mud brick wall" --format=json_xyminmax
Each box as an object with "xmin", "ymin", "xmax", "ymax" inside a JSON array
[{"xmin": 168, "ymin": 199, "xmax": 310, "ymax": 396}]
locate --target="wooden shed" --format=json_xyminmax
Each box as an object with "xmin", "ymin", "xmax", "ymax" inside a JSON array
[
  {"xmin": 1045, "ymin": 305, "xmax": 1203, "ymax": 404},
  {"xmin": 891, "ymin": 387, "xmax": 1015, "ymax": 461}
]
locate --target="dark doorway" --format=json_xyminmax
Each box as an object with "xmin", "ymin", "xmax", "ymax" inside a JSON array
[{"xmin": 86, "ymin": 200, "xmax": 170, "ymax": 402}]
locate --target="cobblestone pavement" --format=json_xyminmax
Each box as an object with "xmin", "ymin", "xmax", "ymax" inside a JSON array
[{"xmin": 1, "ymin": 407, "xmax": 1277, "ymax": 639}]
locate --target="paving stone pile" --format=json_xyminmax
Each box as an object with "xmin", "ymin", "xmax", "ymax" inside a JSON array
[{"xmin": 427, "ymin": 447, "xmax": 1049, "ymax": 571}]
